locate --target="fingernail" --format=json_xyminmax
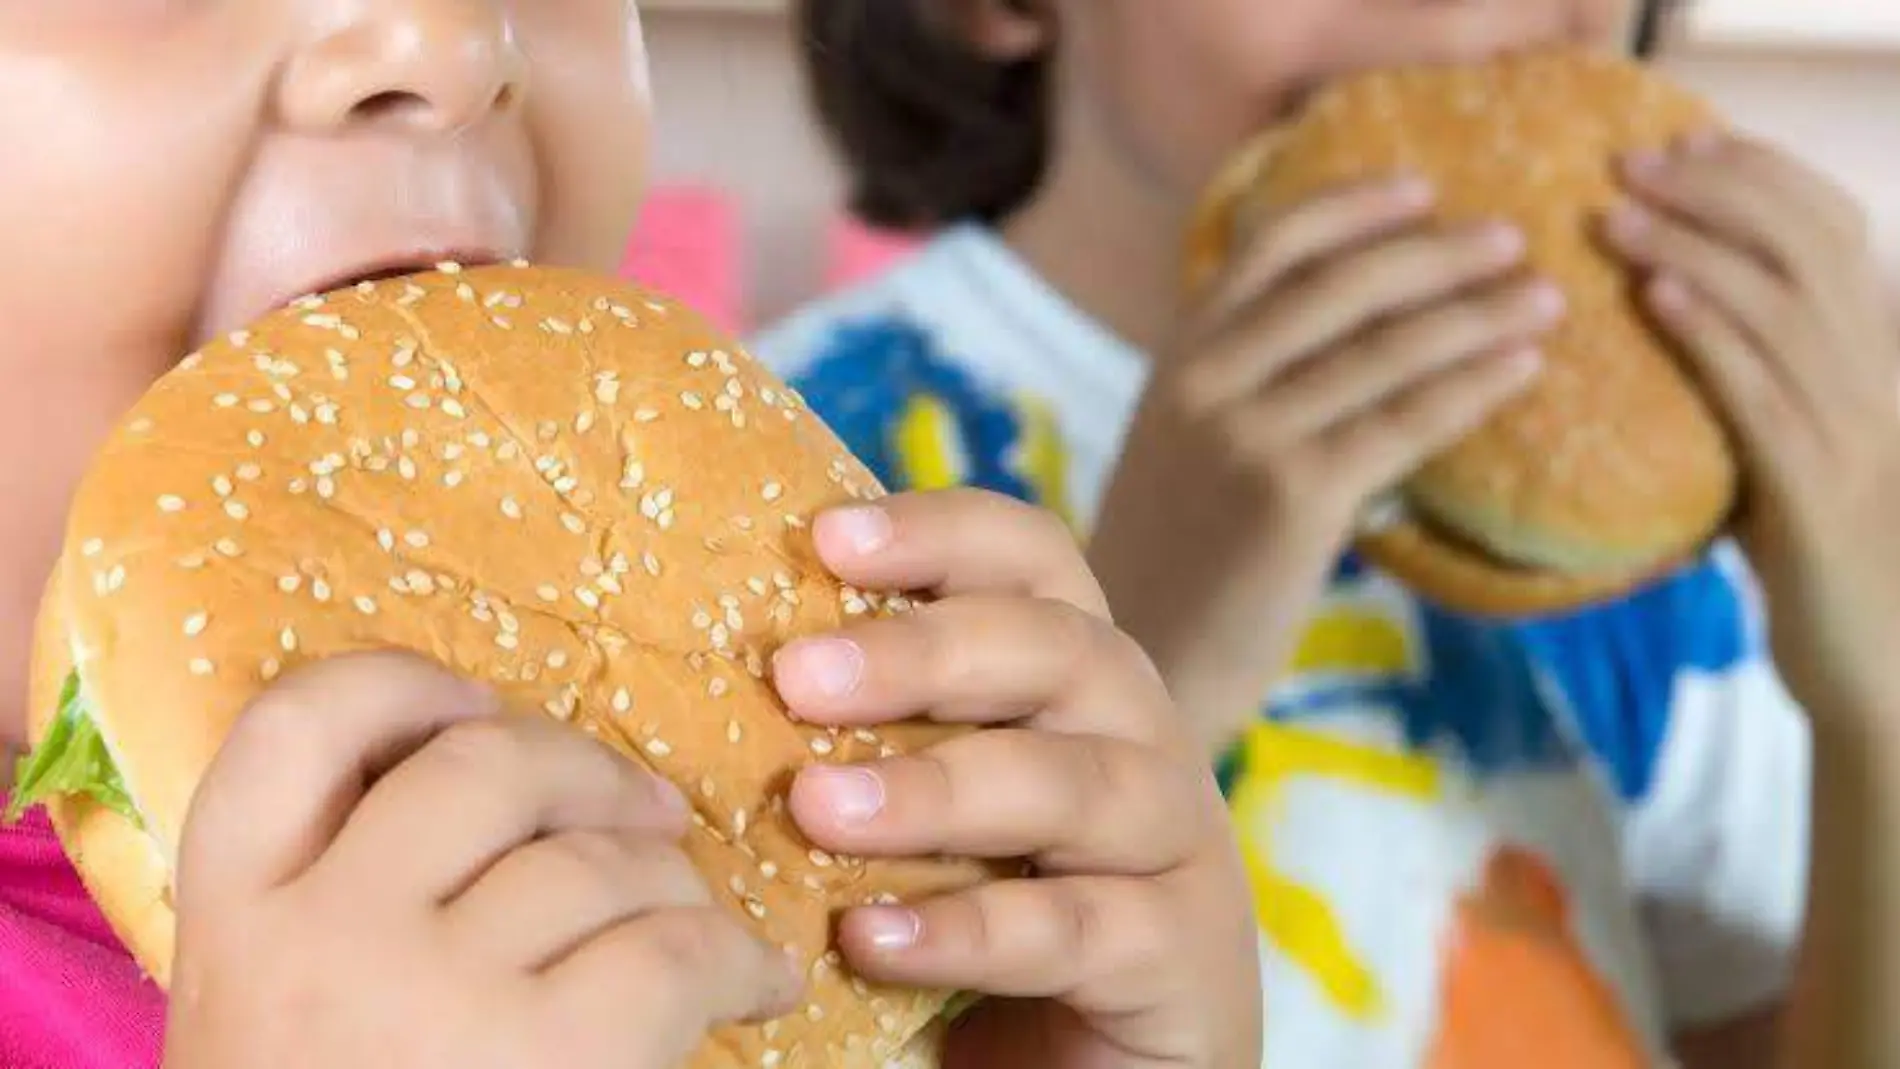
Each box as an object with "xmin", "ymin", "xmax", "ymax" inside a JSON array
[
  {"xmin": 857, "ymin": 906, "xmax": 921, "ymax": 952},
  {"xmin": 1478, "ymin": 222, "xmax": 1525, "ymax": 259},
  {"xmin": 1501, "ymin": 345, "xmax": 1545, "ymax": 379},
  {"xmin": 806, "ymin": 765, "xmax": 886, "ymax": 824},
  {"xmin": 650, "ymin": 775, "xmax": 690, "ymax": 816},
  {"xmin": 1525, "ymin": 282, "xmax": 1567, "ymax": 322},
  {"xmin": 1390, "ymin": 175, "xmax": 1435, "ymax": 208},
  {"xmin": 1680, "ymin": 128, "xmax": 1724, "ymax": 155},
  {"xmin": 775, "ymin": 638, "xmax": 865, "ymax": 699},
  {"xmin": 457, "ymin": 679, "xmax": 502, "ymax": 717},
  {"xmin": 1624, "ymin": 148, "xmax": 1666, "ymax": 176},
  {"xmin": 1606, "ymin": 204, "xmax": 1651, "ymax": 244},
  {"xmin": 1650, "ymin": 274, "xmax": 1690, "ymax": 311},
  {"xmin": 817, "ymin": 506, "xmax": 893, "ymax": 558}
]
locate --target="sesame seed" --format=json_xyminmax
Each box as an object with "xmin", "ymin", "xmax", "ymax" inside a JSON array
[
  {"xmin": 260, "ymin": 658, "xmax": 282, "ymax": 682},
  {"xmin": 80, "ymin": 539, "xmax": 104, "ymax": 557},
  {"xmin": 762, "ymin": 482, "xmax": 783, "ymax": 502},
  {"xmin": 499, "ymin": 497, "xmax": 522, "ymax": 520},
  {"xmin": 377, "ymin": 529, "xmax": 396, "ymax": 553},
  {"xmin": 404, "ymin": 530, "xmax": 429, "ymax": 549},
  {"xmin": 214, "ymin": 394, "xmax": 239, "ymax": 409},
  {"xmin": 536, "ymin": 585, "xmax": 561, "ymax": 603},
  {"xmin": 354, "ymin": 596, "xmax": 378, "ymax": 615},
  {"xmin": 560, "ymin": 513, "xmax": 586, "ymax": 535},
  {"xmin": 496, "ymin": 632, "xmax": 519, "ymax": 651},
  {"xmin": 610, "ymin": 688, "xmax": 634, "ymax": 714},
  {"xmin": 158, "ymin": 495, "xmax": 186, "ymax": 513},
  {"xmin": 644, "ymin": 738, "xmax": 672, "ymax": 757},
  {"xmin": 183, "ymin": 613, "xmax": 209, "ymax": 637},
  {"xmin": 575, "ymin": 588, "xmax": 601, "ymax": 609},
  {"xmin": 224, "ymin": 500, "xmax": 250, "ymax": 521},
  {"xmin": 278, "ymin": 575, "xmax": 302, "ymax": 594},
  {"xmin": 189, "ymin": 658, "xmax": 214, "ymax": 677}
]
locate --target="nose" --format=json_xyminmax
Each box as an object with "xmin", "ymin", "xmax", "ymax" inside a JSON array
[{"xmin": 276, "ymin": 0, "xmax": 526, "ymax": 135}]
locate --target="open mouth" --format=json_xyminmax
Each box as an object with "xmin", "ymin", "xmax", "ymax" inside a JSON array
[{"xmin": 285, "ymin": 248, "xmax": 514, "ymax": 308}]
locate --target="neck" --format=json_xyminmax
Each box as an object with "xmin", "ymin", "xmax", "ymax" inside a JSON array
[{"xmin": 996, "ymin": 140, "xmax": 1191, "ymax": 359}]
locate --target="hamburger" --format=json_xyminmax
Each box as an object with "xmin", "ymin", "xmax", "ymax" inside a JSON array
[
  {"xmin": 1186, "ymin": 49, "xmax": 1739, "ymax": 618},
  {"xmin": 7, "ymin": 263, "xmax": 989, "ymax": 1067}
]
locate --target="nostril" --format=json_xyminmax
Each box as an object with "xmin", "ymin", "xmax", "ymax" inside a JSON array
[
  {"xmin": 349, "ymin": 89, "xmax": 426, "ymax": 123},
  {"xmin": 492, "ymin": 83, "xmax": 519, "ymax": 112}
]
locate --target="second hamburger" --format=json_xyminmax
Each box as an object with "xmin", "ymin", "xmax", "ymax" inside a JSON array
[{"xmin": 1187, "ymin": 48, "xmax": 1739, "ymax": 618}]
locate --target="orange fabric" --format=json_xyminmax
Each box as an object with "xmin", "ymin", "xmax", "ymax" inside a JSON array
[{"xmin": 1424, "ymin": 848, "xmax": 1648, "ymax": 1069}]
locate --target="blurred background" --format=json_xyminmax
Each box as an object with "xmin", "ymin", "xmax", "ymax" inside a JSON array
[{"xmin": 626, "ymin": 0, "xmax": 1900, "ymax": 335}]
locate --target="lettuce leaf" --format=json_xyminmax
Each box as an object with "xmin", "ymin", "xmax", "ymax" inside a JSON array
[
  {"xmin": 4, "ymin": 670, "xmax": 137, "ymax": 826},
  {"xmin": 939, "ymin": 990, "xmax": 982, "ymax": 1024}
]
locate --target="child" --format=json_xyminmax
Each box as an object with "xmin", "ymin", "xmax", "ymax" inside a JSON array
[
  {"xmin": 0, "ymin": 5, "xmax": 1261, "ymax": 1068},
  {"xmin": 760, "ymin": 0, "xmax": 1900, "ymax": 1064}
]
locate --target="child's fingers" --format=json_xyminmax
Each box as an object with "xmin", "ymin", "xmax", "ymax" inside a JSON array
[
  {"xmin": 1622, "ymin": 144, "xmax": 1826, "ymax": 282},
  {"xmin": 443, "ymin": 830, "xmax": 711, "ymax": 972},
  {"xmin": 772, "ymin": 594, "xmax": 1169, "ymax": 742},
  {"xmin": 1643, "ymin": 274, "xmax": 1805, "ymax": 464},
  {"xmin": 312, "ymin": 715, "xmax": 690, "ymax": 907},
  {"xmin": 178, "ymin": 651, "xmax": 494, "ymax": 909},
  {"xmin": 1603, "ymin": 200, "xmax": 1799, "ymax": 360},
  {"xmin": 789, "ymin": 730, "xmax": 1208, "ymax": 874},
  {"xmin": 1182, "ymin": 221, "xmax": 1527, "ymax": 409},
  {"xmin": 1289, "ymin": 345, "xmax": 1543, "ymax": 497},
  {"xmin": 1249, "ymin": 276, "xmax": 1562, "ymax": 441},
  {"xmin": 811, "ymin": 490, "xmax": 1106, "ymax": 617},
  {"xmin": 537, "ymin": 904, "xmax": 805, "ymax": 1060},
  {"xmin": 838, "ymin": 876, "xmax": 1180, "ymax": 1013},
  {"xmin": 1197, "ymin": 175, "xmax": 1435, "ymax": 327}
]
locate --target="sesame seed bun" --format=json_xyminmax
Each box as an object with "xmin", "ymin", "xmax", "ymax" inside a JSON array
[
  {"xmin": 1186, "ymin": 49, "xmax": 1739, "ymax": 618},
  {"xmin": 34, "ymin": 263, "xmax": 990, "ymax": 1067}
]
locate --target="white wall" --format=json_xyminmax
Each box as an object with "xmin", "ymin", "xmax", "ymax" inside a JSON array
[
  {"xmin": 644, "ymin": 11, "xmax": 842, "ymax": 327},
  {"xmin": 641, "ymin": 9, "xmax": 1900, "ymax": 324},
  {"xmin": 1663, "ymin": 48, "xmax": 1900, "ymax": 302}
]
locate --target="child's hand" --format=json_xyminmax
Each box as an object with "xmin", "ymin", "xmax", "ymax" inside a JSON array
[
  {"xmin": 776, "ymin": 491, "xmax": 1261, "ymax": 1069},
  {"xmin": 163, "ymin": 654, "xmax": 802, "ymax": 1069},
  {"xmin": 1606, "ymin": 135, "xmax": 1900, "ymax": 715},
  {"xmin": 1089, "ymin": 177, "xmax": 1556, "ymax": 750}
]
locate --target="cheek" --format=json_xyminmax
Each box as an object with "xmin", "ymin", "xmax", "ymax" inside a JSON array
[
  {"xmin": 521, "ymin": 9, "xmax": 652, "ymax": 274},
  {"xmin": 0, "ymin": 74, "xmax": 256, "ymax": 367},
  {"xmin": 1063, "ymin": 0, "xmax": 1315, "ymax": 200},
  {"xmin": 0, "ymin": 60, "xmax": 257, "ymax": 732}
]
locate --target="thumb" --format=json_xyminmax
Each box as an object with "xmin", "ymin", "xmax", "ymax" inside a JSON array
[{"xmin": 176, "ymin": 651, "xmax": 493, "ymax": 916}]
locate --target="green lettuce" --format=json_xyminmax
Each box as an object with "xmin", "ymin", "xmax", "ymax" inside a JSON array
[
  {"xmin": 939, "ymin": 990, "xmax": 982, "ymax": 1024},
  {"xmin": 5, "ymin": 670, "xmax": 137, "ymax": 826}
]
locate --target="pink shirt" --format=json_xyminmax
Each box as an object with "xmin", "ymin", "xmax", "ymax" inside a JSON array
[{"xmin": 0, "ymin": 802, "xmax": 164, "ymax": 1068}]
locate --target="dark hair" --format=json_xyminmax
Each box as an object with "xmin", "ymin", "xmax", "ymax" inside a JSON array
[
  {"xmin": 795, "ymin": 0, "xmax": 1048, "ymax": 230},
  {"xmin": 798, "ymin": 0, "xmax": 1677, "ymax": 230}
]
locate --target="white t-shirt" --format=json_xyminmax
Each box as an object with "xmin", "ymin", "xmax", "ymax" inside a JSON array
[{"xmin": 756, "ymin": 224, "xmax": 1810, "ymax": 1068}]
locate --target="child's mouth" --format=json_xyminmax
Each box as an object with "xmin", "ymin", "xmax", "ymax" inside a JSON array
[{"xmin": 286, "ymin": 249, "xmax": 514, "ymax": 308}]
